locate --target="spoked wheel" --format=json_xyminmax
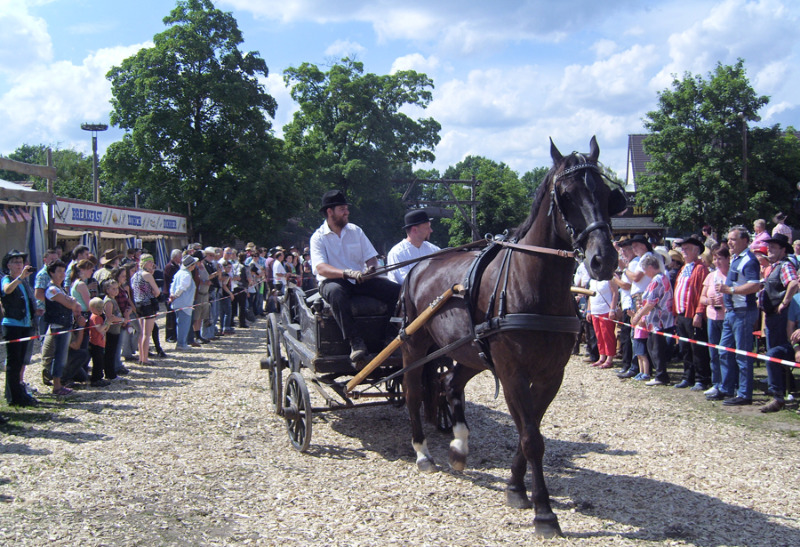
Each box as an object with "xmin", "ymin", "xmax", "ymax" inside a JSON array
[
  {"xmin": 435, "ymin": 360, "xmax": 454, "ymax": 433},
  {"xmin": 283, "ymin": 372, "xmax": 312, "ymax": 452},
  {"xmin": 266, "ymin": 313, "xmax": 285, "ymax": 415},
  {"xmin": 386, "ymin": 376, "xmax": 405, "ymax": 406}
]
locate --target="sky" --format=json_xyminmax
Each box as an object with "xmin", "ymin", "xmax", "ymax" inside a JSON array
[{"xmin": 1, "ymin": 0, "xmax": 799, "ymax": 181}]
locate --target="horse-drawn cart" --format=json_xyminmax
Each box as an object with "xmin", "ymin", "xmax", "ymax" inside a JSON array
[{"xmin": 261, "ymin": 282, "xmax": 453, "ymax": 452}]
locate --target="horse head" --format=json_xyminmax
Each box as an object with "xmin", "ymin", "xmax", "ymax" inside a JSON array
[{"xmin": 549, "ymin": 136, "xmax": 621, "ymax": 280}]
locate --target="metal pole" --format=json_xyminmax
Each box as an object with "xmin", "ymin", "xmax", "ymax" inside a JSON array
[
  {"xmin": 92, "ymin": 134, "xmax": 99, "ymax": 202},
  {"xmin": 742, "ymin": 119, "xmax": 748, "ymax": 187}
]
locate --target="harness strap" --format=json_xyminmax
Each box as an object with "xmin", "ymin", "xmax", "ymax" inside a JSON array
[{"xmin": 475, "ymin": 313, "xmax": 581, "ymax": 339}]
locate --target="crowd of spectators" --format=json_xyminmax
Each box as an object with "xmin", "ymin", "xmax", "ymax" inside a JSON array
[
  {"xmin": 575, "ymin": 213, "xmax": 799, "ymax": 413},
  {"xmin": 1, "ymin": 241, "xmax": 316, "ymax": 415}
]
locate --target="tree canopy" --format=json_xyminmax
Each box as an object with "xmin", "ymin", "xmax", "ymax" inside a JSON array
[
  {"xmin": 283, "ymin": 57, "xmax": 441, "ymax": 251},
  {"xmin": 0, "ymin": 144, "xmax": 93, "ymax": 201},
  {"xmin": 636, "ymin": 59, "xmax": 800, "ymax": 235},
  {"xmin": 104, "ymin": 0, "xmax": 294, "ymax": 244}
]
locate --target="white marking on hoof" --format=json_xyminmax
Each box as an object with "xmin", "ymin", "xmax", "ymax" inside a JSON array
[
  {"xmin": 449, "ymin": 422, "xmax": 469, "ymax": 456},
  {"xmin": 413, "ymin": 439, "xmax": 438, "ymax": 472}
]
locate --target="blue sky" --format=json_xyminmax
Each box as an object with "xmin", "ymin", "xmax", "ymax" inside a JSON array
[{"xmin": 1, "ymin": 0, "xmax": 799, "ymax": 181}]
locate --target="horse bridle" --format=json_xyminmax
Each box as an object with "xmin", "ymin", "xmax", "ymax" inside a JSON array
[{"xmin": 549, "ymin": 161, "xmax": 613, "ymax": 260}]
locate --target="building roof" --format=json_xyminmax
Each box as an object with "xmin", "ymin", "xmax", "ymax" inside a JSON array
[{"xmin": 626, "ymin": 134, "xmax": 652, "ymax": 191}]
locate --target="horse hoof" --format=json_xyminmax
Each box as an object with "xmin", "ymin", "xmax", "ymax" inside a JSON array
[
  {"xmin": 417, "ymin": 458, "xmax": 439, "ymax": 473},
  {"xmin": 505, "ymin": 488, "xmax": 532, "ymax": 509},
  {"xmin": 533, "ymin": 515, "xmax": 563, "ymax": 538},
  {"xmin": 448, "ymin": 449, "xmax": 467, "ymax": 472}
]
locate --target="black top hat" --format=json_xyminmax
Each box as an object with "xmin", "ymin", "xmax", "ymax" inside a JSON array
[
  {"xmin": 403, "ymin": 209, "xmax": 433, "ymax": 230},
  {"xmin": 628, "ymin": 234, "xmax": 653, "ymax": 252},
  {"xmin": 2, "ymin": 249, "xmax": 28, "ymax": 271},
  {"xmin": 678, "ymin": 236, "xmax": 704, "ymax": 249},
  {"xmin": 319, "ymin": 190, "xmax": 349, "ymax": 213},
  {"xmin": 764, "ymin": 233, "xmax": 794, "ymax": 253}
]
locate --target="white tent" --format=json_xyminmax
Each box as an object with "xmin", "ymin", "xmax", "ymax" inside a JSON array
[{"xmin": 0, "ymin": 178, "xmax": 54, "ymax": 271}]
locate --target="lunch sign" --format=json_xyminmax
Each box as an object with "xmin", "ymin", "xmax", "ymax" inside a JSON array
[{"xmin": 52, "ymin": 198, "xmax": 187, "ymax": 235}]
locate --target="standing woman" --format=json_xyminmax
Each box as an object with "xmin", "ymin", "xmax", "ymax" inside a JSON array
[
  {"xmin": 69, "ymin": 259, "xmax": 95, "ymax": 318},
  {"xmin": 43, "ymin": 260, "xmax": 82, "ymax": 396},
  {"xmin": 587, "ymin": 277, "xmax": 619, "ymax": 368},
  {"xmin": 272, "ymin": 250, "xmax": 287, "ymax": 295},
  {"xmin": 2, "ymin": 250, "xmax": 37, "ymax": 406},
  {"xmin": 132, "ymin": 254, "xmax": 162, "ymax": 365},
  {"xmin": 700, "ymin": 245, "xmax": 730, "ymax": 399}
]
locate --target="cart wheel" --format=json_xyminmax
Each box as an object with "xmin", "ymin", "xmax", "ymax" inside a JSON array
[
  {"xmin": 386, "ymin": 376, "xmax": 404, "ymax": 406},
  {"xmin": 435, "ymin": 360, "xmax": 454, "ymax": 432},
  {"xmin": 267, "ymin": 313, "xmax": 285, "ymax": 414},
  {"xmin": 283, "ymin": 372, "xmax": 312, "ymax": 452}
]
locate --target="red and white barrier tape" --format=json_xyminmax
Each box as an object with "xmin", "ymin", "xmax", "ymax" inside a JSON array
[{"xmin": 598, "ymin": 314, "xmax": 800, "ymax": 370}]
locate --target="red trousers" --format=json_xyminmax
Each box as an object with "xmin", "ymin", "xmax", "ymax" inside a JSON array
[{"xmin": 591, "ymin": 312, "xmax": 616, "ymax": 357}]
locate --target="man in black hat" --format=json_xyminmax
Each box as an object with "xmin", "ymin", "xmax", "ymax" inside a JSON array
[
  {"xmin": 309, "ymin": 189, "xmax": 401, "ymax": 362},
  {"xmin": 672, "ymin": 236, "xmax": 711, "ymax": 390},
  {"xmin": 386, "ymin": 210, "xmax": 440, "ymax": 285}
]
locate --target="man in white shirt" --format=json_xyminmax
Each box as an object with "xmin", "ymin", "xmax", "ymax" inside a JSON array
[
  {"xmin": 310, "ymin": 190, "xmax": 401, "ymax": 362},
  {"xmin": 386, "ymin": 210, "xmax": 441, "ymax": 285}
]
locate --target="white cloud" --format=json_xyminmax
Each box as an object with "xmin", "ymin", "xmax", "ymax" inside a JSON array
[
  {"xmin": 390, "ymin": 53, "xmax": 440, "ymax": 75},
  {"xmin": 0, "ymin": 0, "xmax": 53, "ymax": 75},
  {"xmin": 0, "ymin": 42, "xmax": 149, "ymax": 154},
  {"xmin": 324, "ymin": 39, "xmax": 365, "ymax": 58}
]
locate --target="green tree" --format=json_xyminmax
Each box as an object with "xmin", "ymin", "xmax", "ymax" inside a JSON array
[
  {"xmin": 441, "ymin": 156, "xmax": 528, "ymax": 246},
  {"xmin": 105, "ymin": 0, "xmax": 292, "ymax": 244},
  {"xmin": 283, "ymin": 57, "xmax": 441, "ymax": 250},
  {"xmin": 1, "ymin": 144, "xmax": 93, "ymax": 201},
  {"xmin": 636, "ymin": 59, "xmax": 800, "ymax": 234}
]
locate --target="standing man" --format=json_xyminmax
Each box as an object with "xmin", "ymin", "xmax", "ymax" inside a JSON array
[
  {"xmin": 163, "ymin": 249, "xmax": 182, "ymax": 343},
  {"xmin": 615, "ymin": 239, "xmax": 637, "ymax": 378},
  {"xmin": 713, "ymin": 226, "xmax": 762, "ymax": 405},
  {"xmin": 310, "ymin": 189, "xmax": 401, "ymax": 362},
  {"xmin": 759, "ymin": 233, "xmax": 798, "ymax": 351},
  {"xmin": 672, "ymin": 236, "xmax": 711, "ymax": 390},
  {"xmin": 386, "ymin": 210, "xmax": 440, "ymax": 285}
]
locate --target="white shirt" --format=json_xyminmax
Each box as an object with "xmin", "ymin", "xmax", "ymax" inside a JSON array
[
  {"xmin": 272, "ymin": 260, "xmax": 287, "ymax": 289},
  {"xmin": 310, "ymin": 221, "xmax": 378, "ymax": 284},
  {"xmin": 629, "ymin": 253, "xmax": 652, "ymax": 297},
  {"xmin": 386, "ymin": 239, "xmax": 441, "ymax": 284}
]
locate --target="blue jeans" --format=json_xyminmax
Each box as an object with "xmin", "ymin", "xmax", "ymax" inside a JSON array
[
  {"xmin": 176, "ymin": 311, "xmax": 192, "ymax": 348},
  {"xmin": 219, "ymin": 294, "xmax": 233, "ymax": 331},
  {"xmin": 719, "ymin": 307, "xmax": 758, "ymax": 399},
  {"xmin": 707, "ymin": 318, "xmax": 724, "ymax": 388},
  {"xmin": 44, "ymin": 324, "xmax": 72, "ymax": 380}
]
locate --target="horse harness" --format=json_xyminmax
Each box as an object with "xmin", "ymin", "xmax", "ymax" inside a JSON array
[{"xmin": 375, "ymin": 161, "xmax": 620, "ymax": 391}]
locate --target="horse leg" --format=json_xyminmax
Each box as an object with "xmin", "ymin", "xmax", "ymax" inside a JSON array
[
  {"xmin": 404, "ymin": 346, "xmax": 438, "ymax": 473},
  {"xmin": 503, "ymin": 376, "xmax": 564, "ymax": 538},
  {"xmin": 446, "ymin": 363, "xmax": 480, "ymax": 471}
]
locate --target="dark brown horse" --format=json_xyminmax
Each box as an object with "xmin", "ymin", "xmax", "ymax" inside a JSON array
[{"xmin": 401, "ymin": 137, "xmax": 620, "ymax": 537}]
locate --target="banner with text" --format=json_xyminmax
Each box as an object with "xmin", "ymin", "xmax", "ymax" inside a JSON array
[{"xmin": 52, "ymin": 198, "xmax": 187, "ymax": 235}]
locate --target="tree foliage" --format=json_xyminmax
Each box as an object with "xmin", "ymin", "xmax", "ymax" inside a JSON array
[
  {"xmin": 439, "ymin": 156, "xmax": 530, "ymax": 246},
  {"xmin": 637, "ymin": 59, "xmax": 800, "ymax": 235},
  {"xmin": 0, "ymin": 144, "xmax": 93, "ymax": 201},
  {"xmin": 104, "ymin": 0, "xmax": 294, "ymax": 244},
  {"xmin": 283, "ymin": 57, "xmax": 441, "ymax": 251}
]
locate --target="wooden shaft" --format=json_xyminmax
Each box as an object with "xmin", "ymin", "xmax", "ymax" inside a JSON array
[
  {"xmin": 570, "ymin": 286, "xmax": 596, "ymax": 296},
  {"xmin": 346, "ymin": 284, "xmax": 463, "ymax": 392}
]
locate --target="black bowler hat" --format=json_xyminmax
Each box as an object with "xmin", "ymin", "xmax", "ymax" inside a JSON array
[
  {"xmin": 319, "ymin": 189, "xmax": 349, "ymax": 213},
  {"xmin": 764, "ymin": 233, "xmax": 794, "ymax": 253},
  {"xmin": 403, "ymin": 209, "xmax": 433, "ymax": 230}
]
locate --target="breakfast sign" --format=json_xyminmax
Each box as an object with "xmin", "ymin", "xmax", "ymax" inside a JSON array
[{"xmin": 52, "ymin": 198, "xmax": 187, "ymax": 235}]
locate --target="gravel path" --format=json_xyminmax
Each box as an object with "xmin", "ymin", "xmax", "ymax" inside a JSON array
[{"xmin": 2, "ymin": 316, "xmax": 799, "ymax": 546}]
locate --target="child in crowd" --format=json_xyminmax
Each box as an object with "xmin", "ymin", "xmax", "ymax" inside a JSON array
[
  {"xmin": 88, "ymin": 297, "xmax": 112, "ymax": 387},
  {"xmin": 102, "ymin": 281, "xmax": 124, "ymax": 382}
]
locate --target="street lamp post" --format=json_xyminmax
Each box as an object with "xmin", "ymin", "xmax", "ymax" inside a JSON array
[{"xmin": 80, "ymin": 123, "xmax": 108, "ymax": 203}]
